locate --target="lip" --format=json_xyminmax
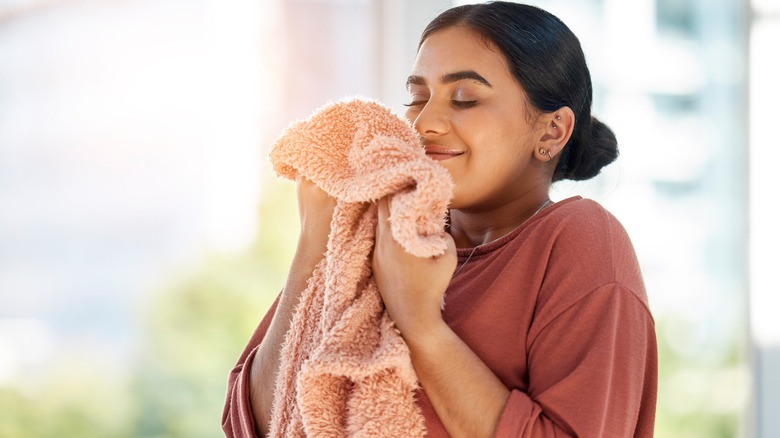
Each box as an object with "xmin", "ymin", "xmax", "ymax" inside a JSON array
[{"xmin": 424, "ymin": 144, "xmax": 463, "ymax": 161}]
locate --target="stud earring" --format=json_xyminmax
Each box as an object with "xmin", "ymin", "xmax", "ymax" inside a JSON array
[
  {"xmin": 552, "ymin": 122, "xmax": 557, "ymax": 129},
  {"xmin": 539, "ymin": 147, "xmax": 547, "ymax": 156}
]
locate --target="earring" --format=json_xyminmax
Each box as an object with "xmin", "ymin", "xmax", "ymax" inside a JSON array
[
  {"xmin": 548, "ymin": 145, "xmax": 558, "ymax": 161},
  {"xmin": 539, "ymin": 147, "xmax": 547, "ymax": 156},
  {"xmin": 552, "ymin": 122, "xmax": 557, "ymax": 129}
]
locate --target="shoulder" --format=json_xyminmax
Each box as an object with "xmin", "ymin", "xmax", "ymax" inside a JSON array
[
  {"xmin": 531, "ymin": 197, "xmax": 649, "ymax": 310},
  {"xmin": 545, "ymin": 197, "xmax": 624, "ymax": 238},
  {"xmin": 541, "ymin": 197, "xmax": 638, "ymax": 268}
]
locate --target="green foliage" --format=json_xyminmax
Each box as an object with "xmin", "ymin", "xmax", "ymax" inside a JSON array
[
  {"xmin": 0, "ymin": 176, "xmax": 298, "ymax": 438},
  {"xmin": 130, "ymin": 176, "xmax": 297, "ymax": 438},
  {"xmin": 131, "ymin": 254, "xmax": 280, "ymax": 437},
  {"xmin": 0, "ymin": 362, "xmax": 134, "ymax": 438},
  {"xmin": 654, "ymin": 315, "xmax": 748, "ymax": 438}
]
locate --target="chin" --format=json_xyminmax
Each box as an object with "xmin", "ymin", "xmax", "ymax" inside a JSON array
[{"xmin": 447, "ymin": 190, "xmax": 466, "ymax": 211}]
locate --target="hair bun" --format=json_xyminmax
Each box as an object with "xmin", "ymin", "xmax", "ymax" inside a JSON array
[{"xmin": 560, "ymin": 116, "xmax": 618, "ymax": 181}]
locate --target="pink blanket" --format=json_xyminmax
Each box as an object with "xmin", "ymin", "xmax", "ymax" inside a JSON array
[{"xmin": 267, "ymin": 98, "xmax": 453, "ymax": 437}]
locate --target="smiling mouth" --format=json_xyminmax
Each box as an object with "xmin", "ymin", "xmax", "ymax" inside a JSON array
[{"xmin": 424, "ymin": 145, "xmax": 463, "ymax": 161}]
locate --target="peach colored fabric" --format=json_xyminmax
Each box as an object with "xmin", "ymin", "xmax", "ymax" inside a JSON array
[{"xmin": 266, "ymin": 98, "xmax": 452, "ymax": 437}]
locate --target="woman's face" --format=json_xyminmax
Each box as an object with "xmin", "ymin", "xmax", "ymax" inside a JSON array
[{"xmin": 406, "ymin": 26, "xmax": 544, "ymax": 210}]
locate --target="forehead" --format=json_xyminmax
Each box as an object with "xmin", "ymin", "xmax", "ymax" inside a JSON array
[{"xmin": 411, "ymin": 26, "xmax": 515, "ymax": 85}]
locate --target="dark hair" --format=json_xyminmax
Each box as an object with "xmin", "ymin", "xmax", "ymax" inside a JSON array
[{"xmin": 420, "ymin": 1, "xmax": 618, "ymax": 182}]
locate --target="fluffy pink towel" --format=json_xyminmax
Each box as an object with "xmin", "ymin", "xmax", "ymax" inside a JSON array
[{"xmin": 267, "ymin": 98, "xmax": 453, "ymax": 437}]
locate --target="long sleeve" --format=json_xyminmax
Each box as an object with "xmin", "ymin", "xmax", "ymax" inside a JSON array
[
  {"xmin": 425, "ymin": 198, "xmax": 657, "ymax": 437},
  {"xmin": 493, "ymin": 284, "xmax": 657, "ymax": 437},
  {"xmin": 222, "ymin": 296, "xmax": 280, "ymax": 438}
]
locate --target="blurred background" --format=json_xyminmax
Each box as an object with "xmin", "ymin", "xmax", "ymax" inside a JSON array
[{"xmin": 0, "ymin": 0, "xmax": 776, "ymax": 436}]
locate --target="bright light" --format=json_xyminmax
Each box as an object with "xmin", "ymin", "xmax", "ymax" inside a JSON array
[{"xmin": 749, "ymin": 17, "xmax": 780, "ymax": 348}]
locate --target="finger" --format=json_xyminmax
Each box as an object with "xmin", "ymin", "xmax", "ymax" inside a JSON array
[
  {"xmin": 444, "ymin": 234, "xmax": 458, "ymax": 269},
  {"xmin": 444, "ymin": 232, "xmax": 457, "ymax": 255},
  {"xmin": 376, "ymin": 197, "xmax": 391, "ymax": 231},
  {"xmin": 372, "ymin": 199, "xmax": 387, "ymax": 266},
  {"xmin": 377, "ymin": 196, "xmax": 389, "ymax": 219},
  {"xmin": 374, "ymin": 198, "xmax": 385, "ymax": 243}
]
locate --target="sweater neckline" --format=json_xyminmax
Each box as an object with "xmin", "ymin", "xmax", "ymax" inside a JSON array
[{"xmin": 454, "ymin": 196, "xmax": 582, "ymax": 259}]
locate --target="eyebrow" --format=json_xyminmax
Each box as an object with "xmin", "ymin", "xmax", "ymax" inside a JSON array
[{"xmin": 406, "ymin": 70, "xmax": 493, "ymax": 89}]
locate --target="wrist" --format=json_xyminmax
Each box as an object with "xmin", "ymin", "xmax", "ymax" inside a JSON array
[
  {"xmin": 398, "ymin": 315, "xmax": 449, "ymax": 353},
  {"xmin": 283, "ymin": 234, "xmax": 328, "ymax": 299},
  {"xmin": 295, "ymin": 231, "xmax": 329, "ymax": 262}
]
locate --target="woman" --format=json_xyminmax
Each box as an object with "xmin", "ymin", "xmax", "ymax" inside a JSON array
[{"xmin": 224, "ymin": 2, "xmax": 657, "ymax": 437}]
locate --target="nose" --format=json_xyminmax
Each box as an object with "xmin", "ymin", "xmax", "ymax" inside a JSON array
[{"xmin": 408, "ymin": 100, "xmax": 450, "ymax": 137}]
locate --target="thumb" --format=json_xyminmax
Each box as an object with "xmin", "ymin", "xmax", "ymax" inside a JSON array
[
  {"xmin": 443, "ymin": 232, "xmax": 457, "ymax": 257},
  {"xmin": 376, "ymin": 196, "xmax": 391, "ymax": 231}
]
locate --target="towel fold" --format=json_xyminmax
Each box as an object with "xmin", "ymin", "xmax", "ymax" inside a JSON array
[{"xmin": 267, "ymin": 98, "xmax": 453, "ymax": 437}]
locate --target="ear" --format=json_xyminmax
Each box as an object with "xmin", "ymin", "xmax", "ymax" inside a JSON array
[{"xmin": 534, "ymin": 106, "xmax": 575, "ymax": 162}]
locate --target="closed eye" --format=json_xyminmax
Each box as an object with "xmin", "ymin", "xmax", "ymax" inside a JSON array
[
  {"xmin": 403, "ymin": 100, "xmax": 427, "ymax": 108},
  {"xmin": 452, "ymin": 100, "xmax": 477, "ymax": 108}
]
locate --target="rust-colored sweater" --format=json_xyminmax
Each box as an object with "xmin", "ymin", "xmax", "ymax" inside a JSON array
[{"xmin": 223, "ymin": 196, "xmax": 658, "ymax": 437}]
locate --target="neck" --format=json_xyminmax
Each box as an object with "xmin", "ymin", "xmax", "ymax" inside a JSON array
[{"xmin": 448, "ymin": 192, "xmax": 551, "ymax": 248}]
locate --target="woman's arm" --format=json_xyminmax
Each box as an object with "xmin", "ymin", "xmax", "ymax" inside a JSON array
[
  {"xmin": 405, "ymin": 322, "xmax": 511, "ymax": 438},
  {"xmin": 247, "ymin": 235, "xmax": 327, "ymax": 436},
  {"xmin": 391, "ymin": 285, "xmax": 656, "ymax": 438},
  {"xmin": 225, "ymin": 178, "xmax": 335, "ymax": 437},
  {"xmin": 372, "ymin": 197, "xmax": 508, "ymax": 437}
]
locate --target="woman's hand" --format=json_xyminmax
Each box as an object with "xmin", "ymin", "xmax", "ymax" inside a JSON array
[
  {"xmin": 371, "ymin": 197, "xmax": 457, "ymax": 338},
  {"xmin": 295, "ymin": 176, "xmax": 337, "ymax": 258},
  {"xmin": 372, "ymin": 197, "xmax": 511, "ymax": 438}
]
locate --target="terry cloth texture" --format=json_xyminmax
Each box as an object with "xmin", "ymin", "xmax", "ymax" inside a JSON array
[{"xmin": 267, "ymin": 98, "xmax": 454, "ymax": 437}]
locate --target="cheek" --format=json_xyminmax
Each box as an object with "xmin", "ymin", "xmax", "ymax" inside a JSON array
[
  {"xmin": 468, "ymin": 129, "xmax": 528, "ymax": 175},
  {"xmin": 450, "ymin": 112, "xmax": 488, "ymax": 143}
]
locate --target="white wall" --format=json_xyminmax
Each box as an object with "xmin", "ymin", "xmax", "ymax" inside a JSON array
[{"xmin": 749, "ymin": 1, "xmax": 780, "ymax": 436}]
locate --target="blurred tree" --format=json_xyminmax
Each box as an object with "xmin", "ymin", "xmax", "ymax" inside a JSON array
[
  {"xmin": 0, "ymin": 358, "xmax": 133, "ymax": 438},
  {"xmin": 654, "ymin": 315, "xmax": 747, "ymax": 438},
  {"xmin": 0, "ymin": 177, "xmax": 297, "ymax": 438},
  {"xmin": 130, "ymin": 176, "xmax": 297, "ymax": 438}
]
